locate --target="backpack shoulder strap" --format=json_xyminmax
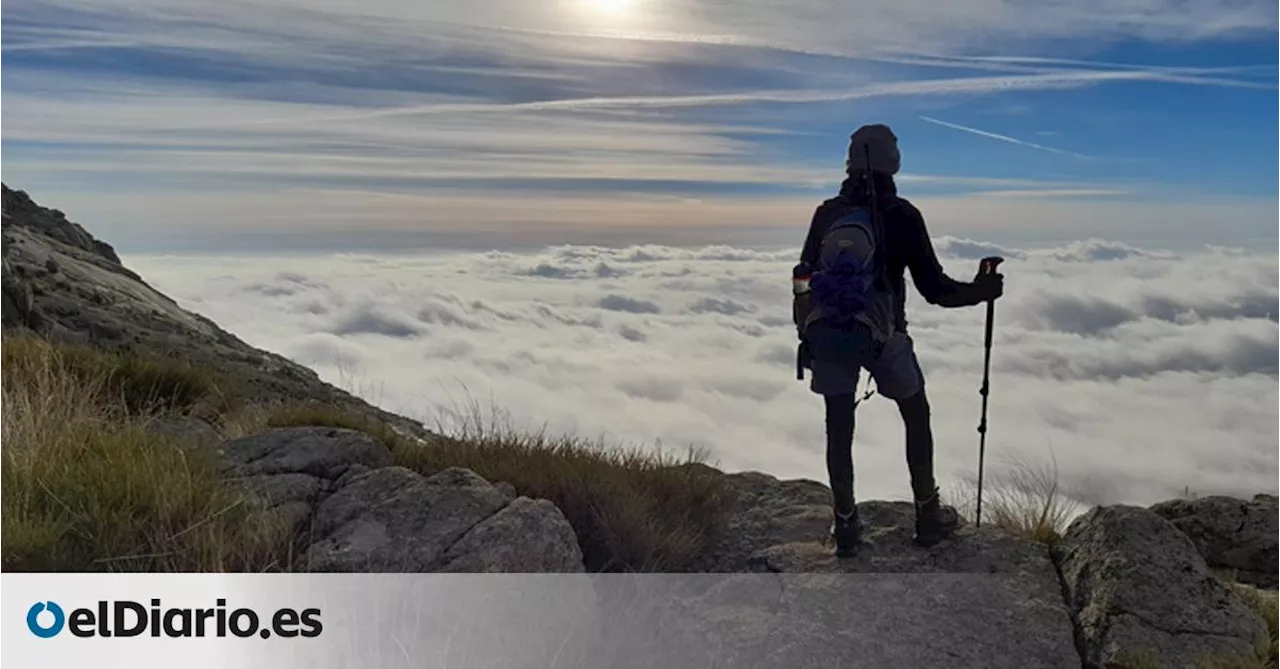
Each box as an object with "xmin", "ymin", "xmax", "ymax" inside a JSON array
[{"xmin": 868, "ymin": 198, "xmax": 895, "ymax": 289}]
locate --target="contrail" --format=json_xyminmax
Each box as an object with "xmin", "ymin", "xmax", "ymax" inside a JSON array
[
  {"xmin": 917, "ymin": 115, "xmax": 1094, "ymax": 159},
  {"xmin": 241, "ymin": 70, "xmax": 1163, "ymax": 127}
]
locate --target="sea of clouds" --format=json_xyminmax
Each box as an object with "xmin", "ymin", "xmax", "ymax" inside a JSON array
[{"xmin": 126, "ymin": 238, "xmax": 1278, "ymax": 506}]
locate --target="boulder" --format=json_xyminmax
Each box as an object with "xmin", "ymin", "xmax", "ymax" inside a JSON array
[
  {"xmin": 305, "ymin": 466, "xmax": 510, "ymax": 571},
  {"xmin": 1150, "ymin": 494, "xmax": 1278, "ymax": 589},
  {"xmin": 688, "ymin": 471, "xmax": 834, "ymax": 572},
  {"xmin": 218, "ymin": 426, "xmax": 393, "ymax": 480},
  {"xmin": 1054, "ymin": 505, "xmax": 1269, "ymax": 668},
  {"xmin": 217, "ymin": 427, "xmax": 394, "ymax": 537},
  {"xmin": 214, "ymin": 428, "xmax": 585, "ymax": 572},
  {"xmin": 438, "ymin": 496, "xmax": 584, "ymax": 573},
  {"xmin": 241, "ymin": 472, "xmax": 326, "ymax": 536},
  {"xmin": 305, "ymin": 466, "xmax": 583, "ymax": 573}
]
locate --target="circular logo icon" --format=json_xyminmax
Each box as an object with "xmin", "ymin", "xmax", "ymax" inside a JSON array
[{"xmin": 27, "ymin": 602, "xmax": 65, "ymax": 638}]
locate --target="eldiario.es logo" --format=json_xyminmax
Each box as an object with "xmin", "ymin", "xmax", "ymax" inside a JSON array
[{"xmin": 27, "ymin": 599, "xmax": 322, "ymax": 639}]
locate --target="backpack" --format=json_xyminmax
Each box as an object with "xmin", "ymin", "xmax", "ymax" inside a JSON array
[{"xmin": 803, "ymin": 194, "xmax": 896, "ymax": 344}]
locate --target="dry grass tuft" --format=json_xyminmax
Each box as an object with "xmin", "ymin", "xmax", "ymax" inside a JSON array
[
  {"xmin": 1, "ymin": 336, "xmax": 286, "ymax": 571},
  {"xmin": 265, "ymin": 400, "xmax": 733, "ymax": 572},
  {"xmin": 954, "ymin": 451, "xmax": 1081, "ymax": 544}
]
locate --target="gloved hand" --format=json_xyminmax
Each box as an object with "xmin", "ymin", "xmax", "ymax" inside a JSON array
[
  {"xmin": 796, "ymin": 340, "xmax": 812, "ymax": 380},
  {"xmin": 972, "ymin": 270, "xmax": 1004, "ymax": 302}
]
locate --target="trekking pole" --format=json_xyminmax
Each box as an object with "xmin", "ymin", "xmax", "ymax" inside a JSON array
[{"xmin": 974, "ymin": 256, "xmax": 1004, "ymax": 529}]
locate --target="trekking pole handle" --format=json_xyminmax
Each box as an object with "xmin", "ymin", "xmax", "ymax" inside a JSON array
[{"xmin": 978, "ymin": 256, "xmax": 1004, "ymax": 277}]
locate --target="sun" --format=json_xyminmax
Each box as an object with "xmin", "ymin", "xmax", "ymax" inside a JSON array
[
  {"xmin": 573, "ymin": 0, "xmax": 643, "ymax": 29},
  {"xmin": 586, "ymin": 0, "xmax": 633, "ymax": 13}
]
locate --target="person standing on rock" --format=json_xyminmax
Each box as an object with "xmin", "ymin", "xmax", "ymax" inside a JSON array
[{"xmin": 792, "ymin": 123, "xmax": 1004, "ymax": 557}]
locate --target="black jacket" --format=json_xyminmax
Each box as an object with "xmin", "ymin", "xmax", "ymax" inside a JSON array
[{"xmin": 800, "ymin": 175, "xmax": 988, "ymax": 333}]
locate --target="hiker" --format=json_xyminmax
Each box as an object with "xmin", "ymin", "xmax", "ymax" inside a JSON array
[{"xmin": 792, "ymin": 123, "xmax": 1004, "ymax": 557}]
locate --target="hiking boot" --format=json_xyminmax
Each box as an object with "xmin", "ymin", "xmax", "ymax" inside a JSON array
[
  {"xmin": 831, "ymin": 508, "xmax": 862, "ymax": 558},
  {"xmin": 913, "ymin": 489, "xmax": 958, "ymax": 547}
]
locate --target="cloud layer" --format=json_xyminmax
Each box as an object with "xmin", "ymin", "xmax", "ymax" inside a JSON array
[{"xmin": 127, "ymin": 238, "xmax": 1279, "ymax": 506}]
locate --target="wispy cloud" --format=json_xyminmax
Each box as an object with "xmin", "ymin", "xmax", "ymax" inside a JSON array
[
  {"xmin": 475, "ymin": 26, "xmax": 1278, "ymax": 89},
  {"xmin": 3, "ymin": 0, "xmax": 1275, "ymax": 249},
  {"xmin": 918, "ymin": 115, "xmax": 1096, "ymax": 160},
  {"xmin": 970, "ymin": 188, "xmax": 1130, "ymax": 198},
  {"xmin": 10, "ymin": 0, "xmax": 1278, "ymax": 55},
  {"xmin": 236, "ymin": 69, "xmax": 1254, "ymax": 126}
]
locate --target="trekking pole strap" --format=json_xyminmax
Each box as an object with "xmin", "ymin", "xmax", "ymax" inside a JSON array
[{"xmin": 852, "ymin": 379, "xmax": 876, "ymax": 409}]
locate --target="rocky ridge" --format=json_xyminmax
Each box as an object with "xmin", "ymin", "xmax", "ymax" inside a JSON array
[
  {"xmin": 1152, "ymin": 493, "xmax": 1279, "ymax": 589},
  {"xmin": 208, "ymin": 425, "xmax": 1275, "ymax": 668},
  {"xmin": 1, "ymin": 184, "xmax": 426, "ymax": 438}
]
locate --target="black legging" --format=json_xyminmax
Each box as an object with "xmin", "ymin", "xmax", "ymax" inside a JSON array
[{"xmin": 825, "ymin": 389, "xmax": 937, "ymax": 515}]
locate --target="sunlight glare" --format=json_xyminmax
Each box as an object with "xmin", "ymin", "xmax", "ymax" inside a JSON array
[{"xmin": 586, "ymin": 0, "xmax": 634, "ymax": 13}]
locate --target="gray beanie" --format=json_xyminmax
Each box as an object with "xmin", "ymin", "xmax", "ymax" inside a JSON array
[{"xmin": 845, "ymin": 124, "xmax": 900, "ymax": 175}]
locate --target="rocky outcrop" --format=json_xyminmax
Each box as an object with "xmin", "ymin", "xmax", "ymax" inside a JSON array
[
  {"xmin": 306, "ymin": 466, "xmax": 514, "ymax": 571},
  {"xmin": 688, "ymin": 470, "xmax": 834, "ymax": 572},
  {"xmin": 594, "ymin": 495, "xmax": 1079, "ymax": 668},
  {"xmin": 217, "ymin": 427, "xmax": 584, "ymax": 573},
  {"xmin": 437, "ymin": 496, "xmax": 584, "ymax": 573},
  {"xmin": 748, "ymin": 500, "xmax": 1057, "ymax": 577},
  {"xmin": 2, "ymin": 257, "xmax": 43, "ymax": 331},
  {"xmin": 1, "ymin": 183, "xmax": 426, "ymax": 438},
  {"xmin": 0, "ymin": 228, "xmax": 41, "ymax": 330},
  {"xmin": 1151, "ymin": 494, "xmax": 1278, "ymax": 589},
  {"xmin": 218, "ymin": 427, "xmax": 399, "ymax": 537},
  {"xmin": 681, "ymin": 471, "xmax": 1276, "ymax": 667},
  {"xmin": 1054, "ymin": 505, "xmax": 1269, "ymax": 669},
  {"xmin": 673, "ymin": 471, "xmax": 1080, "ymax": 667},
  {"xmin": 220, "ymin": 426, "xmax": 395, "ymax": 481},
  {"xmin": 2, "ymin": 185, "xmax": 122, "ymax": 265}
]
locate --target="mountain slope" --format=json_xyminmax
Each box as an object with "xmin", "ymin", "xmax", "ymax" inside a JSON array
[{"xmin": 1, "ymin": 183, "xmax": 426, "ymax": 438}]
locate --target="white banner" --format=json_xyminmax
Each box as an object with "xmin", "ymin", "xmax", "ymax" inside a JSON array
[
  {"xmin": 3, "ymin": 572, "xmax": 1074, "ymax": 668},
  {"xmin": 5, "ymin": 573, "xmax": 614, "ymax": 668}
]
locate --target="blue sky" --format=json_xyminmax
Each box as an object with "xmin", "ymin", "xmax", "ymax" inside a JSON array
[{"xmin": 2, "ymin": 0, "xmax": 1277, "ymax": 252}]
